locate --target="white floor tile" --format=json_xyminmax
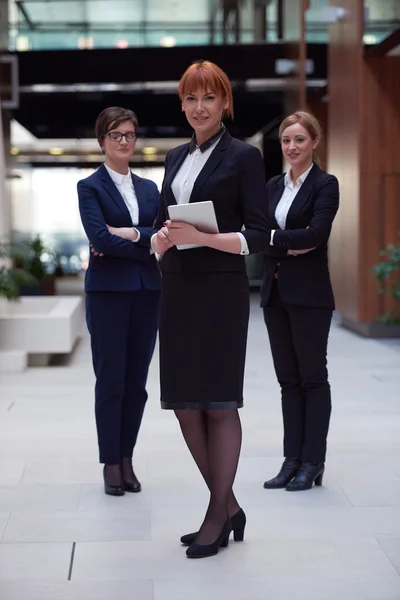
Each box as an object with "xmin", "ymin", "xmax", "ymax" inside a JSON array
[
  {"xmin": 0, "ymin": 543, "xmax": 72, "ymax": 581},
  {"xmin": 2, "ymin": 510, "xmax": 151, "ymax": 543},
  {"xmin": 0, "ymin": 484, "xmax": 81, "ymax": 512},
  {"xmin": 154, "ymin": 576, "xmax": 400, "ymax": 600},
  {"xmin": 0, "ymin": 580, "xmax": 154, "ymax": 600},
  {"xmin": 378, "ymin": 536, "xmax": 400, "ymax": 576}
]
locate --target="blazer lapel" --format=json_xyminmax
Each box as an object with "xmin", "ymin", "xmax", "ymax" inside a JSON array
[
  {"xmin": 166, "ymin": 145, "xmax": 190, "ymax": 205},
  {"xmin": 285, "ymin": 163, "xmax": 319, "ymax": 223},
  {"xmin": 269, "ymin": 176, "xmax": 285, "ymax": 226},
  {"xmin": 132, "ymin": 173, "xmax": 149, "ymax": 222},
  {"xmin": 99, "ymin": 164, "xmax": 131, "ymax": 221},
  {"xmin": 189, "ymin": 131, "xmax": 231, "ymax": 204}
]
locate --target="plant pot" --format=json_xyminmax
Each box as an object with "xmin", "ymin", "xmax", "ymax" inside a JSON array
[{"xmin": 19, "ymin": 275, "xmax": 56, "ymax": 296}]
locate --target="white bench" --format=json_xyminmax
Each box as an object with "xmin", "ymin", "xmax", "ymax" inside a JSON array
[{"xmin": 0, "ymin": 295, "xmax": 84, "ymax": 371}]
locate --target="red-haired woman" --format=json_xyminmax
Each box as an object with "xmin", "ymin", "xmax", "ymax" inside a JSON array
[
  {"xmin": 261, "ymin": 111, "xmax": 339, "ymax": 492},
  {"xmin": 152, "ymin": 60, "xmax": 269, "ymax": 559}
]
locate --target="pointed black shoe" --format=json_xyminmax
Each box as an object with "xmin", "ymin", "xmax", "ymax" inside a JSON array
[
  {"xmin": 285, "ymin": 462, "xmax": 325, "ymax": 491},
  {"xmin": 103, "ymin": 466, "xmax": 124, "ymax": 496},
  {"xmin": 186, "ymin": 519, "xmax": 232, "ymax": 559},
  {"xmin": 263, "ymin": 457, "xmax": 301, "ymax": 489},
  {"xmin": 180, "ymin": 508, "xmax": 246, "ymax": 547}
]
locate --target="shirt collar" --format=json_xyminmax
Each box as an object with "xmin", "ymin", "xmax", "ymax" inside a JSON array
[
  {"xmin": 285, "ymin": 163, "xmax": 314, "ymax": 188},
  {"xmin": 188, "ymin": 123, "xmax": 226, "ymax": 154},
  {"xmin": 104, "ymin": 163, "xmax": 131, "ymax": 185}
]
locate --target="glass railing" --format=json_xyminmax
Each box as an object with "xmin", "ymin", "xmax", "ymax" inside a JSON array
[
  {"xmin": 364, "ymin": 0, "xmax": 400, "ymax": 44},
  {"xmin": 7, "ymin": 0, "xmax": 399, "ymax": 51}
]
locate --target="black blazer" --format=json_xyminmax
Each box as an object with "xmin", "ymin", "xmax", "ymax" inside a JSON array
[
  {"xmin": 260, "ymin": 163, "xmax": 339, "ymax": 309},
  {"xmin": 78, "ymin": 164, "xmax": 162, "ymax": 293},
  {"xmin": 153, "ymin": 130, "xmax": 270, "ymax": 273}
]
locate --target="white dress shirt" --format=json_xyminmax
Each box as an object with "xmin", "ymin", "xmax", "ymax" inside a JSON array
[
  {"xmin": 270, "ymin": 163, "xmax": 314, "ymax": 245},
  {"xmin": 105, "ymin": 164, "xmax": 140, "ymax": 242},
  {"xmin": 169, "ymin": 137, "xmax": 249, "ymax": 254}
]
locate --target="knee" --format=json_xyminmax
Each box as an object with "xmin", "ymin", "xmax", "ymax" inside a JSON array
[{"xmin": 301, "ymin": 373, "xmax": 329, "ymax": 390}]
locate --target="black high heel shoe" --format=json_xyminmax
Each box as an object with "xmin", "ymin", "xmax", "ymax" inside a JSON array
[
  {"xmin": 285, "ymin": 462, "xmax": 325, "ymax": 491},
  {"xmin": 263, "ymin": 457, "xmax": 300, "ymax": 489},
  {"xmin": 103, "ymin": 466, "xmax": 124, "ymax": 496},
  {"xmin": 186, "ymin": 519, "xmax": 232, "ymax": 559},
  {"xmin": 180, "ymin": 508, "xmax": 246, "ymax": 546}
]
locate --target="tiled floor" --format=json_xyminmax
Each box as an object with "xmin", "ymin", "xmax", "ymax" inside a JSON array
[{"xmin": 0, "ymin": 294, "xmax": 399, "ymax": 600}]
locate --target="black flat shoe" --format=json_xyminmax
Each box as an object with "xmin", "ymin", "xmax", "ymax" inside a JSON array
[
  {"xmin": 263, "ymin": 457, "xmax": 301, "ymax": 489},
  {"xmin": 186, "ymin": 519, "xmax": 232, "ymax": 559},
  {"xmin": 103, "ymin": 466, "xmax": 124, "ymax": 496},
  {"xmin": 124, "ymin": 477, "xmax": 141, "ymax": 493},
  {"xmin": 180, "ymin": 508, "xmax": 246, "ymax": 546},
  {"xmin": 285, "ymin": 462, "xmax": 325, "ymax": 491}
]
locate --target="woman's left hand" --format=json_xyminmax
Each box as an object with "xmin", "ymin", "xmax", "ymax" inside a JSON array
[
  {"xmin": 164, "ymin": 221, "xmax": 202, "ymax": 246},
  {"xmin": 107, "ymin": 225, "xmax": 138, "ymax": 241}
]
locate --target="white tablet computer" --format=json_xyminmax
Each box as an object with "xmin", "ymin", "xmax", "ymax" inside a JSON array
[{"xmin": 167, "ymin": 201, "xmax": 219, "ymax": 250}]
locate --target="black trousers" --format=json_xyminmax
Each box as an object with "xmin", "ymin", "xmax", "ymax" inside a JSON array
[
  {"xmin": 263, "ymin": 281, "xmax": 332, "ymax": 463},
  {"xmin": 86, "ymin": 290, "xmax": 160, "ymax": 464}
]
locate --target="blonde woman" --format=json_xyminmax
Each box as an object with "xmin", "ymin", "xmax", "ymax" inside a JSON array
[{"xmin": 261, "ymin": 111, "xmax": 339, "ymax": 492}]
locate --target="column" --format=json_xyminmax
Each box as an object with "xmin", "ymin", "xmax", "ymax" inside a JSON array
[{"xmin": 327, "ymin": 0, "xmax": 400, "ymax": 334}]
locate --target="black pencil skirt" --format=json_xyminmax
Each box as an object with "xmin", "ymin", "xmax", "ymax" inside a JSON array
[{"xmin": 159, "ymin": 271, "xmax": 250, "ymax": 410}]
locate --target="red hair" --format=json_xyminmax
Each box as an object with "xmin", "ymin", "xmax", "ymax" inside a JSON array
[{"xmin": 178, "ymin": 60, "xmax": 234, "ymax": 119}]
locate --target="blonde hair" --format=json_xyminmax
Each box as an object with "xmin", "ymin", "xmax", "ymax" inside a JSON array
[
  {"xmin": 178, "ymin": 60, "xmax": 234, "ymax": 120},
  {"xmin": 279, "ymin": 110, "xmax": 322, "ymax": 166}
]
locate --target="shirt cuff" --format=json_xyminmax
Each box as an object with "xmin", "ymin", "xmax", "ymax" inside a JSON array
[
  {"xmin": 236, "ymin": 232, "xmax": 249, "ymax": 256},
  {"xmin": 132, "ymin": 228, "xmax": 141, "ymax": 243},
  {"xmin": 270, "ymin": 230, "xmax": 276, "ymax": 246},
  {"xmin": 150, "ymin": 233, "xmax": 158, "ymax": 253}
]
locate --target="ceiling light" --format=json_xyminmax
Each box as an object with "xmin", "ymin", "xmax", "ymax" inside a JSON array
[
  {"xmin": 49, "ymin": 148, "xmax": 64, "ymax": 156},
  {"xmin": 160, "ymin": 36, "xmax": 176, "ymax": 48},
  {"xmin": 142, "ymin": 147, "xmax": 158, "ymax": 155},
  {"xmin": 78, "ymin": 37, "xmax": 94, "ymax": 50},
  {"xmin": 10, "ymin": 147, "xmax": 20, "ymax": 155}
]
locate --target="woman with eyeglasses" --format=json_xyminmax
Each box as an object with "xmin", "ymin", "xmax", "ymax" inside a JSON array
[{"xmin": 78, "ymin": 106, "xmax": 161, "ymax": 496}]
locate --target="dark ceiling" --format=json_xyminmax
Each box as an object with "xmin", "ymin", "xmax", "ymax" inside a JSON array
[{"xmin": 12, "ymin": 43, "xmax": 327, "ymax": 140}]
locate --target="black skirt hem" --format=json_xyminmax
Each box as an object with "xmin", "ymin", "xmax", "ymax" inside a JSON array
[{"xmin": 161, "ymin": 400, "xmax": 243, "ymax": 410}]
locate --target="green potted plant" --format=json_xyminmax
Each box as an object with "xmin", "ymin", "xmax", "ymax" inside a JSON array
[
  {"xmin": 0, "ymin": 244, "xmax": 37, "ymax": 301},
  {"xmin": 11, "ymin": 235, "xmax": 56, "ymax": 295},
  {"xmin": 372, "ymin": 233, "xmax": 400, "ymax": 325}
]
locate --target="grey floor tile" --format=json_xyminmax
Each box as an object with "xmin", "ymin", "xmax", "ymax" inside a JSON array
[
  {"xmin": 0, "ymin": 513, "xmax": 10, "ymax": 541},
  {"xmin": 0, "ymin": 484, "xmax": 81, "ymax": 512},
  {"xmin": 151, "ymin": 506, "xmax": 400, "ymax": 541},
  {"xmin": 154, "ymin": 577, "xmax": 400, "ymax": 600},
  {"xmin": 0, "ymin": 543, "xmax": 72, "ymax": 581},
  {"xmin": 20, "ymin": 458, "xmax": 147, "ymax": 486},
  {"xmin": 378, "ymin": 536, "xmax": 400, "ymax": 575},
  {"xmin": 0, "ymin": 580, "xmax": 154, "ymax": 600},
  {"xmin": 72, "ymin": 537, "xmax": 396, "ymax": 581},
  {"xmin": 0, "ymin": 461, "xmax": 26, "ymax": 486},
  {"xmin": 339, "ymin": 478, "xmax": 400, "ymax": 507},
  {"xmin": 2, "ymin": 510, "xmax": 151, "ymax": 543}
]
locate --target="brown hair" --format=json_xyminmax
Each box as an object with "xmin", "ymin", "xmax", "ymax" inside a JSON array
[
  {"xmin": 178, "ymin": 60, "xmax": 234, "ymax": 119},
  {"xmin": 95, "ymin": 107, "xmax": 138, "ymax": 145},
  {"xmin": 279, "ymin": 110, "xmax": 322, "ymax": 166}
]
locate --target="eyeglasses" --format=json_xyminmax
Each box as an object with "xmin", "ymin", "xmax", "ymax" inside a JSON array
[{"xmin": 104, "ymin": 131, "xmax": 137, "ymax": 143}]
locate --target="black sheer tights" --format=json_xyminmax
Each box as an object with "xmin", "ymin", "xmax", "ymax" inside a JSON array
[{"xmin": 175, "ymin": 408, "xmax": 242, "ymax": 545}]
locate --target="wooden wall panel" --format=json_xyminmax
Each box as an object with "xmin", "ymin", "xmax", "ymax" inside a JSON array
[
  {"xmin": 283, "ymin": 0, "xmax": 309, "ymax": 113},
  {"xmin": 307, "ymin": 98, "xmax": 328, "ymax": 171},
  {"xmin": 359, "ymin": 56, "xmax": 400, "ymax": 321},
  {"xmin": 327, "ymin": 0, "xmax": 363, "ymax": 322}
]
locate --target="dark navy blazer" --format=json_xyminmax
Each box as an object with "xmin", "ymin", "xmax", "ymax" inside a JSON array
[{"xmin": 78, "ymin": 164, "xmax": 162, "ymax": 292}]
